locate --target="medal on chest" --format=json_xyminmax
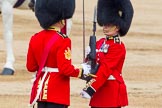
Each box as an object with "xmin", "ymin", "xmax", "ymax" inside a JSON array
[
  {"xmin": 100, "ymin": 41, "xmax": 109, "ymax": 53},
  {"xmin": 96, "ymin": 40, "xmax": 109, "ymax": 62}
]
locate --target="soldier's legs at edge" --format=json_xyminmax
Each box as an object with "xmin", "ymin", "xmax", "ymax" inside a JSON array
[
  {"xmin": 91, "ymin": 107, "xmax": 121, "ymax": 108},
  {"xmin": 37, "ymin": 101, "xmax": 46, "ymax": 108},
  {"xmin": 37, "ymin": 101, "xmax": 68, "ymax": 108}
]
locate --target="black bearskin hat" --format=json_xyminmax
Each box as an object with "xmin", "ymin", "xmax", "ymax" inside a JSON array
[
  {"xmin": 97, "ymin": 0, "xmax": 134, "ymax": 36},
  {"xmin": 35, "ymin": 0, "xmax": 75, "ymax": 29}
]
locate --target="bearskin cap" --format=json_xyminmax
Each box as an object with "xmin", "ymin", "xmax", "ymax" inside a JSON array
[
  {"xmin": 97, "ymin": 0, "xmax": 134, "ymax": 36},
  {"xmin": 35, "ymin": 0, "xmax": 75, "ymax": 29}
]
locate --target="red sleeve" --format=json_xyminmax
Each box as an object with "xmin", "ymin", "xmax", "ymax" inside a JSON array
[
  {"xmin": 26, "ymin": 36, "xmax": 39, "ymax": 72},
  {"xmin": 56, "ymin": 38, "xmax": 80, "ymax": 77}
]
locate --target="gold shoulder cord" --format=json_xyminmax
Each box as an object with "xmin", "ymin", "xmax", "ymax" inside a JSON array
[{"xmin": 48, "ymin": 25, "xmax": 68, "ymax": 38}]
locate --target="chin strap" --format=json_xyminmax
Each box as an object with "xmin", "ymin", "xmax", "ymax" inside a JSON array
[{"xmin": 60, "ymin": 19, "xmax": 73, "ymax": 36}]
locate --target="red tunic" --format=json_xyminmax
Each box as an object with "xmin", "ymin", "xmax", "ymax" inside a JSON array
[
  {"xmin": 26, "ymin": 30, "xmax": 81, "ymax": 106},
  {"xmin": 88, "ymin": 38, "xmax": 128, "ymax": 107}
]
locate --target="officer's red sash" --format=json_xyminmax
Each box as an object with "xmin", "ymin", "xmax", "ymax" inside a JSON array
[{"xmin": 29, "ymin": 34, "xmax": 60, "ymax": 106}]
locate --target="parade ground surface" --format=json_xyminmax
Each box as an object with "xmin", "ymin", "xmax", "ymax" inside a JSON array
[{"xmin": 0, "ymin": 0, "xmax": 162, "ymax": 108}]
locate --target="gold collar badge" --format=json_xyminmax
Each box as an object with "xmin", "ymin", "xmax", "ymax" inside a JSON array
[{"xmin": 64, "ymin": 47, "xmax": 71, "ymax": 60}]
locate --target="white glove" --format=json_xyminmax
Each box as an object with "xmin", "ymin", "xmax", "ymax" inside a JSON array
[
  {"xmin": 80, "ymin": 90, "xmax": 91, "ymax": 99},
  {"xmin": 85, "ymin": 46, "xmax": 91, "ymax": 57},
  {"xmin": 81, "ymin": 63, "xmax": 91, "ymax": 75}
]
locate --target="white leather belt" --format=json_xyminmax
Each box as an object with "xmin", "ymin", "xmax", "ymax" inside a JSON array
[
  {"xmin": 107, "ymin": 74, "xmax": 122, "ymax": 80},
  {"xmin": 42, "ymin": 67, "xmax": 59, "ymax": 72},
  {"xmin": 108, "ymin": 75, "xmax": 116, "ymax": 80}
]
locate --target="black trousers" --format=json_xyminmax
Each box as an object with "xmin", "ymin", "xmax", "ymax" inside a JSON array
[
  {"xmin": 91, "ymin": 107, "xmax": 121, "ymax": 108},
  {"xmin": 37, "ymin": 101, "xmax": 68, "ymax": 108}
]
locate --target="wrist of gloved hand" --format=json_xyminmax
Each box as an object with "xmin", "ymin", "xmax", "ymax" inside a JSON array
[
  {"xmin": 83, "ymin": 86, "xmax": 96, "ymax": 97},
  {"xmin": 80, "ymin": 72, "xmax": 92, "ymax": 81},
  {"xmin": 80, "ymin": 85, "xmax": 96, "ymax": 99}
]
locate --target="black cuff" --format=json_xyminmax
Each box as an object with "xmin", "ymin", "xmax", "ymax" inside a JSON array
[
  {"xmin": 84, "ymin": 86, "xmax": 95, "ymax": 97},
  {"xmin": 79, "ymin": 69, "xmax": 85, "ymax": 79}
]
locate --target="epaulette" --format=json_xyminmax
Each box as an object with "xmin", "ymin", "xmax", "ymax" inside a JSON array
[
  {"xmin": 57, "ymin": 31, "xmax": 68, "ymax": 38},
  {"xmin": 106, "ymin": 35, "xmax": 121, "ymax": 44}
]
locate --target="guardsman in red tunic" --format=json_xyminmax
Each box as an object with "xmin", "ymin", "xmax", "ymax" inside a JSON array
[
  {"xmin": 81, "ymin": 0, "xmax": 134, "ymax": 108},
  {"xmin": 26, "ymin": 0, "xmax": 91, "ymax": 108}
]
